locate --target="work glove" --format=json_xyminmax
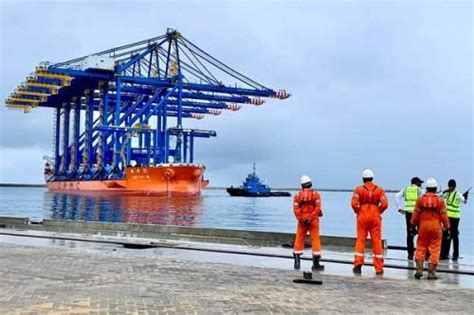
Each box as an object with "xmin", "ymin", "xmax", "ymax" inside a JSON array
[
  {"xmin": 409, "ymin": 226, "xmax": 418, "ymax": 237},
  {"xmin": 303, "ymin": 219, "xmax": 310, "ymax": 227},
  {"xmin": 398, "ymin": 209, "xmax": 406, "ymax": 215},
  {"xmin": 444, "ymin": 230, "xmax": 451, "ymax": 240}
]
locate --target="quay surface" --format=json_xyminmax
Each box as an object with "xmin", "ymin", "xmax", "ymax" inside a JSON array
[
  {"xmin": 1, "ymin": 227, "xmax": 473, "ymax": 314},
  {"xmin": 0, "ymin": 217, "xmax": 387, "ymax": 248}
]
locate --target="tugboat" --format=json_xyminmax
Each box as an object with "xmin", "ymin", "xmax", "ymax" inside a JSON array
[{"xmin": 226, "ymin": 163, "xmax": 291, "ymax": 197}]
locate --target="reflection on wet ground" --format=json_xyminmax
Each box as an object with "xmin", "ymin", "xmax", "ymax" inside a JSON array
[{"xmin": 1, "ymin": 232, "xmax": 472, "ymax": 289}]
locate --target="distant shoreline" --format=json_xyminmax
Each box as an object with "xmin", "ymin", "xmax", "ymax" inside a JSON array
[
  {"xmin": 0, "ymin": 183, "xmax": 397, "ymax": 193},
  {"xmin": 0, "ymin": 183, "xmax": 47, "ymax": 188}
]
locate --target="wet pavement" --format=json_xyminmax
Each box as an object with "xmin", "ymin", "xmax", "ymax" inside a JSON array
[
  {"xmin": 1, "ymin": 229, "xmax": 474, "ymax": 313},
  {"xmin": 1, "ymin": 229, "xmax": 473, "ymax": 289},
  {"xmin": 1, "ymin": 237, "xmax": 474, "ymax": 314}
]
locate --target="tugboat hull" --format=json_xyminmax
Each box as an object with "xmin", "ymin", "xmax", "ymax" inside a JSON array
[
  {"xmin": 226, "ymin": 187, "xmax": 290, "ymax": 197},
  {"xmin": 226, "ymin": 163, "xmax": 291, "ymax": 197}
]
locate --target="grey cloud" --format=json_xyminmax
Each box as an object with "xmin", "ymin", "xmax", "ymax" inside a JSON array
[{"xmin": 0, "ymin": 0, "xmax": 472, "ymax": 188}]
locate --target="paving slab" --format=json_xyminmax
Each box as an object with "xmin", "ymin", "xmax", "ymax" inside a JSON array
[
  {"xmin": 0, "ymin": 229, "xmax": 473, "ymax": 288},
  {"xmin": 0, "ymin": 241, "xmax": 473, "ymax": 314}
]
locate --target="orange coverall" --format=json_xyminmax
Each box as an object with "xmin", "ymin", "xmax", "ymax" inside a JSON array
[
  {"xmin": 351, "ymin": 182, "xmax": 388, "ymax": 272},
  {"xmin": 411, "ymin": 193, "xmax": 450, "ymax": 265},
  {"xmin": 293, "ymin": 188, "xmax": 323, "ymax": 256}
]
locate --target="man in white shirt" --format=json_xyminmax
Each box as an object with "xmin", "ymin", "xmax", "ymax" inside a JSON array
[{"xmin": 395, "ymin": 177, "xmax": 423, "ymax": 260}]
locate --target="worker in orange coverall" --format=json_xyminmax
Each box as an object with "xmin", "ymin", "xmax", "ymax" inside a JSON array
[
  {"xmin": 411, "ymin": 177, "xmax": 450, "ymax": 280},
  {"xmin": 293, "ymin": 175, "xmax": 324, "ymax": 271},
  {"xmin": 351, "ymin": 169, "xmax": 388, "ymax": 275}
]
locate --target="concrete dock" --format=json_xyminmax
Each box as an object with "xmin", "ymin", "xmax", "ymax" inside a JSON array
[{"xmin": 1, "ymin": 223, "xmax": 473, "ymax": 314}]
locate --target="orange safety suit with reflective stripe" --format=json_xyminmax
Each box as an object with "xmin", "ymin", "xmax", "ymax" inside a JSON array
[
  {"xmin": 351, "ymin": 182, "xmax": 388, "ymax": 272},
  {"xmin": 293, "ymin": 188, "xmax": 323, "ymax": 256},
  {"xmin": 411, "ymin": 193, "xmax": 449, "ymax": 265}
]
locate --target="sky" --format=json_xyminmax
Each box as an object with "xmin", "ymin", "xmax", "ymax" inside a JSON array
[{"xmin": 0, "ymin": 0, "xmax": 472, "ymax": 190}]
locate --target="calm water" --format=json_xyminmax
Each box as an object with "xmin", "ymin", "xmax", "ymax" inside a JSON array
[{"xmin": 0, "ymin": 187, "xmax": 472, "ymax": 254}]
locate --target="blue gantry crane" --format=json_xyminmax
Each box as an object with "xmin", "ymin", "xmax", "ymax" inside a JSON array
[{"xmin": 5, "ymin": 28, "xmax": 290, "ymax": 181}]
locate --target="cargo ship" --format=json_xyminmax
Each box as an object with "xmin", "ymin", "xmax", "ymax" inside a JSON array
[
  {"xmin": 45, "ymin": 163, "xmax": 208, "ymax": 196},
  {"xmin": 6, "ymin": 29, "xmax": 290, "ymax": 196},
  {"xmin": 226, "ymin": 163, "xmax": 291, "ymax": 197}
]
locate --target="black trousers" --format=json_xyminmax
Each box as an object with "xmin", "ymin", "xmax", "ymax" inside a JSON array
[
  {"xmin": 441, "ymin": 217, "xmax": 460, "ymax": 259},
  {"xmin": 405, "ymin": 212, "xmax": 415, "ymax": 257}
]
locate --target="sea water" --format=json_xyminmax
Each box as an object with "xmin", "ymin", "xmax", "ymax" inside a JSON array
[{"xmin": 0, "ymin": 187, "xmax": 472, "ymax": 254}]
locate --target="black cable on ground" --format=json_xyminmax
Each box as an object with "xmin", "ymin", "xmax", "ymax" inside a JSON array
[{"xmin": 0, "ymin": 231, "xmax": 472, "ymax": 276}]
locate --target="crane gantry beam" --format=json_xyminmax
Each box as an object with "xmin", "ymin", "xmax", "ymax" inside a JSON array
[{"xmin": 4, "ymin": 28, "xmax": 290, "ymax": 181}]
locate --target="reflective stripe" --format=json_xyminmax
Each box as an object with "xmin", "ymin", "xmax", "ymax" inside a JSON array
[
  {"xmin": 293, "ymin": 203, "xmax": 299, "ymax": 206},
  {"xmin": 354, "ymin": 252, "xmax": 365, "ymax": 257},
  {"xmin": 446, "ymin": 191, "xmax": 457, "ymax": 206},
  {"xmin": 312, "ymin": 251, "xmax": 321, "ymax": 255},
  {"xmin": 373, "ymin": 254, "xmax": 384, "ymax": 258},
  {"xmin": 445, "ymin": 191, "xmax": 461, "ymax": 218},
  {"xmin": 293, "ymin": 250, "xmax": 304, "ymax": 254}
]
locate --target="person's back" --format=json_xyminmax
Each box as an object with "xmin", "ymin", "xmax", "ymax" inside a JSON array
[
  {"xmin": 414, "ymin": 193, "xmax": 446, "ymax": 234},
  {"xmin": 394, "ymin": 177, "xmax": 423, "ymax": 260},
  {"xmin": 350, "ymin": 169, "xmax": 388, "ymax": 275},
  {"xmin": 411, "ymin": 177, "xmax": 449, "ymax": 280},
  {"xmin": 351, "ymin": 182, "xmax": 388, "ymax": 218},
  {"xmin": 443, "ymin": 186, "xmax": 465, "ymax": 220},
  {"xmin": 294, "ymin": 189, "xmax": 321, "ymax": 221},
  {"xmin": 292, "ymin": 175, "xmax": 324, "ymax": 271},
  {"xmin": 440, "ymin": 179, "xmax": 468, "ymax": 261}
]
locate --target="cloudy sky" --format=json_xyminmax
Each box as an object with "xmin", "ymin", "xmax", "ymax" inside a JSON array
[{"xmin": 0, "ymin": 0, "xmax": 472, "ymax": 190}]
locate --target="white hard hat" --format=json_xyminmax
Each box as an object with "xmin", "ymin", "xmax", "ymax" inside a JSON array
[
  {"xmin": 300, "ymin": 175, "xmax": 312, "ymax": 185},
  {"xmin": 362, "ymin": 169, "xmax": 374, "ymax": 178},
  {"xmin": 425, "ymin": 177, "xmax": 438, "ymax": 188}
]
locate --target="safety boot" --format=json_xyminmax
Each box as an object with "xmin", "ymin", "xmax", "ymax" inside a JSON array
[
  {"xmin": 293, "ymin": 253, "xmax": 301, "ymax": 270},
  {"xmin": 352, "ymin": 265, "xmax": 362, "ymax": 274},
  {"xmin": 427, "ymin": 263, "xmax": 438, "ymax": 280},
  {"xmin": 414, "ymin": 260, "xmax": 424, "ymax": 279},
  {"xmin": 312, "ymin": 255, "xmax": 325, "ymax": 271}
]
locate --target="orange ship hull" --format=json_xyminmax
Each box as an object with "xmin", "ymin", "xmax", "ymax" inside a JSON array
[{"xmin": 47, "ymin": 164, "xmax": 209, "ymax": 196}]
